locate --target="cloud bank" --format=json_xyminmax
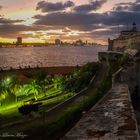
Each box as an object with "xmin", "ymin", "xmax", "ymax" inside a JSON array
[{"xmin": 1, "ymin": 0, "xmax": 140, "ymax": 44}]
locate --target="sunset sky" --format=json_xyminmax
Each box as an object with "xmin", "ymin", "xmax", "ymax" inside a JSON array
[{"xmin": 0, "ymin": 0, "xmax": 139, "ymax": 44}]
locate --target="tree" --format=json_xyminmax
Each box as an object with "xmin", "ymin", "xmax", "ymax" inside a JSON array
[
  {"xmin": 0, "ymin": 77, "xmax": 18, "ymax": 105},
  {"xmin": 22, "ymin": 80, "xmax": 40, "ymax": 101},
  {"xmin": 35, "ymin": 71, "xmax": 51, "ymax": 96},
  {"xmin": 52, "ymin": 76, "xmax": 65, "ymax": 90}
]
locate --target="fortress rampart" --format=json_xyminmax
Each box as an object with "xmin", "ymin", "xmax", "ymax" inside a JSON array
[
  {"xmin": 109, "ymin": 35, "xmax": 140, "ymax": 51},
  {"xmin": 63, "ymin": 51, "xmax": 140, "ymax": 140},
  {"xmin": 108, "ymin": 23, "xmax": 140, "ymax": 51}
]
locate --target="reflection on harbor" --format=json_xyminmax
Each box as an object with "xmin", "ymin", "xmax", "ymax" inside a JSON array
[{"xmin": 0, "ymin": 46, "xmax": 106, "ymax": 70}]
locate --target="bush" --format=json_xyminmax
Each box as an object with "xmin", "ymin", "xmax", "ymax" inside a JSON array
[
  {"xmin": 18, "ymin": 103, "xmax": 42, "ymax": 115},
  {"xmin": 52, "ymin": 63, "xmax": 99, "ymax": 92}
]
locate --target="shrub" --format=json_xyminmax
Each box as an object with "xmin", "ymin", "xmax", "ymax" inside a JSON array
[
  {"xmin": 18, "ymin": 103, "xmax": 42, "ymax": 115},
  {"xmin": 51, "ymin": 63, "xmax": 98, "ymax": 92}
]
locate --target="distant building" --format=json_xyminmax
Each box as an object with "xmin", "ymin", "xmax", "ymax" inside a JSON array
[
  {"xmin": 55, "ymin": 39, "xmax": 61, "ymax": 45},
  {"xmin": 75, "ymin": 40, "xmax": 84, "ymax": 46},
  {"xmin": 16, "ymin": 37, "xmax": 22, "ymax": 45},
  {"xmin": 119, "ymin": 22, "xmax": 138, "ymax": 39},
  {"xmin": 108, "ymin": 22, "xmax": 140, "ymax": 51}
]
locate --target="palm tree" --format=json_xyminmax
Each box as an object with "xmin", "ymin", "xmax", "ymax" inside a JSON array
[
  {"xmin": 0, "ymin": 78, "xmax": 10, "ymax": 103},
  {"xmin": 4, "ymin": 76, "xmax": 21, "ymax": 102},
  {"xmin": 22, "ymin": 80, "xmax": 40, "ymax": 101},
  {"xmin": 52, "ymin": 76, "xmax": 65, "ymax": 90}
]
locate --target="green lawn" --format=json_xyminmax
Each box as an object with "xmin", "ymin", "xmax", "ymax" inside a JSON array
[{"xmin": 0, "ymin": 88, "xmax": 75, "ymax": 126}]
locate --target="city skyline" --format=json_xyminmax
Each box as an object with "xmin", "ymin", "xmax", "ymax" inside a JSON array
[{"xmin": 0, "ymin": 0, "xmax": 139, "ymax": 44}]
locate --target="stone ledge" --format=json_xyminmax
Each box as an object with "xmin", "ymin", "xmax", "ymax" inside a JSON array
[{"xmin": 62, "ymin": 84, "xmax": 139, "ymax": 140}]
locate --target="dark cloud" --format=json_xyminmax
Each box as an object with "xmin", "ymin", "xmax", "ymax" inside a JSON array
[
  {"xmin": 33, "ymin": 6, "xmax": 140, "ymax": 42},
  {"xmin": 102, "ymin": 11, "xmax": 140, "ymax": 26},
  {"xmin": 131, "ymin": 4, "xmax": 140, "ymax": 11},
  {"xmin": 0, "ymin": 20, "xmax": 75, "ymax": 38},
  {"xmin": 0, "ymin": 18, "xmax": 24, "ymax": 24},
  {"xmin": 113, "ymin": 0, "xmax": 140, "ymax": 12},
  {"xmin": 93, "ymin": 27, "xmax": 123, "ymax": 37},
  {"xmin": 0, "ymin": 24, "xmax": 34, "ymax": 38},
  {"xmin": 113, "ymin": 3, "xmax": 131, "ymax": 11},
  {"xmin": 0, "ymin": 23, "xmax": 53, "ymax": 38},
  {"xmin": 33, "ymin": 12, "xmax": 103, "ymax": 26},
  {"xmin": 74, "ymin": 0, "xmax": 107, "ymax": 13},
  {"xmin": 36, "ymin": 1, "xmax": 74, "ymax": 13},
  {"xmin": 34, "ymin": 10, "xmax": 140, "ymax": 27},
  {"xmin": 86, "ymin": 26, "xmax": 126, "ymax": 41}
]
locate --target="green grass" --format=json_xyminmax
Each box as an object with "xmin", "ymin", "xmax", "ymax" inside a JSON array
[
  {"xmin": 0, "ymin": 88, "xmax": 60, "ymax": 112},
  {"xmin": 0, "ymin": 88, "xmax": 75, "ymax": 126}
]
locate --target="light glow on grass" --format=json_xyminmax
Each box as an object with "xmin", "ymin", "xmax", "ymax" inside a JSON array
[
  {"xmin": 0, "ymin": 89, "xmax": 75, "ymax": 126},
  {"xmin": 0, "ymin": 101, "xmax": 23, "ymax": 114}
]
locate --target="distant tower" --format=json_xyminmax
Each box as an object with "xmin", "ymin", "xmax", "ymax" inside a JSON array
[
  {"xmin": 55, "ymin": 39, "xmax": 61, "ymax": 45},
  {"xmin": 16, "ymin": 37, "xmax": 22, "ymax": 45},
  {"xmin": 108, "ymin": 38, "xmax": 113, "ymax": 51},
  {"xmin": 132, "ymin": 22, "xmax": 137, "ymax": 32}
]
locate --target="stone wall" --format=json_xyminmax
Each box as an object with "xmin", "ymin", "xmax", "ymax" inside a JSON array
[
  {"xmin": 109, "ymin": 35, "xmax": 140, "ymax": 51},
  {"xmin": 98, "ymin": 51, "xmax": 122, "ymax": 63},
  {"xmin": 62, "ymin": 84, "xmax": 139, "ymax": 140},
  {"xmin": 112, "ymin": 54, "xmax": 140, "ymax": 93},
  {"xmin": 112, "ymin": 59, "xmax": 137, "ymax": 94}
]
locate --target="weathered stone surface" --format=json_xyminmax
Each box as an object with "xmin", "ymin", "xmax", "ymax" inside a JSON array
[{"xmin": 62, "ymin": 84, "xmax": 139, "ymax": 140}]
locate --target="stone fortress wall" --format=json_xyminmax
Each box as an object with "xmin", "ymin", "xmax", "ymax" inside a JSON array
[
  {"xmin": 108, "ymin": 22, "xmax": 140, "ymax": 51},
  {"xmin": 110, "ymin": 35, "xmax": 140, "ymax": 51}
]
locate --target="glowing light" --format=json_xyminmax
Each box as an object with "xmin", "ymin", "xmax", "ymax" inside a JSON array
[{"xmin": 6, "ymin": 78, "xmax": 11, "ymax": 83}]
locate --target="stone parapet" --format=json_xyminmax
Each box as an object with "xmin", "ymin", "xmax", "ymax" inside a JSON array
[{"xmin": 62, "ymin": 84, "xmax": 139, "ymax": 140}]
